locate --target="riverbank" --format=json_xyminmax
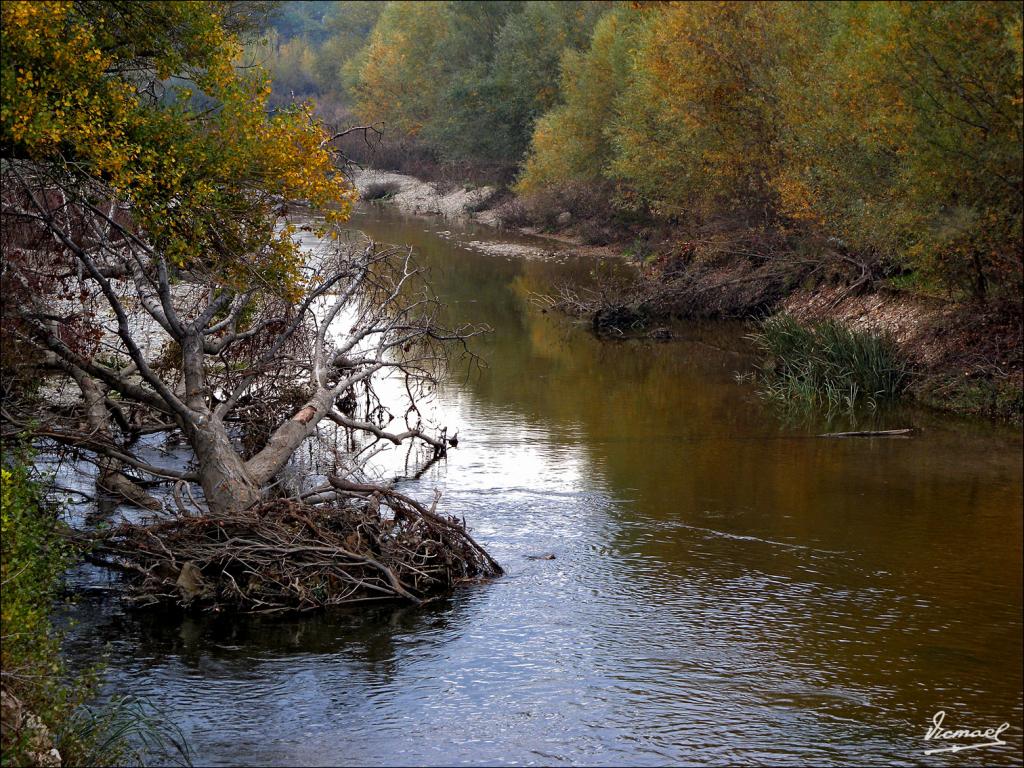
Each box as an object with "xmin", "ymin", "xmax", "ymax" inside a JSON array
[
  {"xmin": 783, "ymin": 287, "xmax": 1022, "ymax": 422},
  {"xmin": 350, "ymin": 168, "xmax": 1022, "ymax": 423},
  {"xmin": 352, "ymin": 169, "xmax": 499, "ymax": 220},
  {"xmin": 350, "ymin": 169, "xmax": 619, "ymax": 260}
]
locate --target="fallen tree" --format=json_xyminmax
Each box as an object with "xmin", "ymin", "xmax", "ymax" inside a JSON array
[
  {"xmin": 1, "ymin": 2, "xmax": 500, "ymax": 611},
  {"xmin": 533, "ymin": 229, "xmax": 829, "ymax": 336},
  {"xmin": 1, "ymin": 166, "xmax": 500, "ymax": 607}
]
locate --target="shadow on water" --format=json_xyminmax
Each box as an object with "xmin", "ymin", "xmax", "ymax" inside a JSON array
[{"xmin": 60, "ymin": 205, "xmax": 1023, "ymax": 767}]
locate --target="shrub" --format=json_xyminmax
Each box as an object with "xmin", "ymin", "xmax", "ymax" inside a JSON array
[
  {"xmin": 360, "ymin": 181, "xmax": 401, "ymax": 201},
  {"xmin": 0, "ymin": 455, "xmax": 190, "ymax": 766},
  {"xmin": 1, "ymin": 458, "xmax": 79, "ymax": 765}
]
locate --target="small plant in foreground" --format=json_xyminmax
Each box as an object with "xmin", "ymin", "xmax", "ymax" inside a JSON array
[
  {"xmin": 1, "ymin": 453, "xmax": 191, "ymax": 766},
  {"xmin": 60, "ymin": 695, "xmax": 192, "ymax": 767}
]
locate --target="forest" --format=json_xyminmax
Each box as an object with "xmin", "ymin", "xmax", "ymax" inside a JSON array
[{"xmin": 266, "ymin": 1, "xmax": 1021, "ymax": 304}]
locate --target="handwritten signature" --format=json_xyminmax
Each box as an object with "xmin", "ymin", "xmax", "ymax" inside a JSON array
[{"xmin": 923, "ymin": 710, "xmax": 1010, "ymax": 755}]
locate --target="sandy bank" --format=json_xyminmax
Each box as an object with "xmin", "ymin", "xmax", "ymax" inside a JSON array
[{"xmin": 350, "ymin": 169, "xmax": 498, "ymax": 220}]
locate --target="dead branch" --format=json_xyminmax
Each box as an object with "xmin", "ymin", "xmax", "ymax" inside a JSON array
[
  {"xmin": 818, "ymin": 429, "xmax": 916, "ymax": 438},
  {"xmin": 84, "ymin": 493, "xmax": 502, "ymax": 614}
]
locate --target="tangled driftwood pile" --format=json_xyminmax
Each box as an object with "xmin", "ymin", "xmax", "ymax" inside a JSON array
[{"xmin": 88, "ymin": 484, "xmax": 501, "ymax": 613}]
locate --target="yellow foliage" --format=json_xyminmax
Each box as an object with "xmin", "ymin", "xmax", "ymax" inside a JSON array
[
  {"xmin": 517, "ymin": 8, "xmax": 636, "ymax": 195},
  {"xmin": 609, "ymin": 1, "xmax": 789, "ymax": 220},
  {"xmin": 514, "ymin": 0, "xmax": 1022, "ymax": 297},
  {"xmin": 1, "ymin": 1, "xmax": 357, "ymax": 301},
  {"xmin": 350, "ymin": 1, "xmax": 449, "ymax": 135}
]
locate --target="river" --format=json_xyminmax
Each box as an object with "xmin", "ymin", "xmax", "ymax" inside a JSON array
[{"xmin": 63, "ymin": 204, "xmax": 1023, "ymax": 766}]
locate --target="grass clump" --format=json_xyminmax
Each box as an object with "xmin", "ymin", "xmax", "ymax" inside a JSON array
[
  {"xmin": 749, "ymin": 315, "xmax": 909, "ymax": 413},
  {"xmin": 60, "ymin": 695, "xmax": 191, "ymax": 767}
]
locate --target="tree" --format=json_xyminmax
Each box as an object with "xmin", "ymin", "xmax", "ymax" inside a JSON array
[
  {"xmin": 515, "ymin": 1, "xmax": 1022, "ymax": 299},
  {"xmin": 774, "ymin": 1, "xmax": 1023, "ymax": 299},
  {"xmin": 439, "ymin": 1, "xmax": 608, "ymax": 164},
  {"xmin": 349, "ymin": 1, "xmax": 452, "ymax": 138},
  {"xmin": 1, "ymin": 1, "xmax": 474, "ymax": 519},
  {"xmin": 517, "ymin": 5, "xmax": 638, "ymax": 193},
  {"xmin": 256, "ymin": 2, "xmax": 383, "ymax": 108},
  {"xmin": 314, "ymin": 1, "xmax": 384, "ymax": 99},
  {"xmin": 609, "ymin": 1, "xmax": 788, "ymax": 222},
  {"xmin": 347, "ymin": 1, "xmax": 607, "ymax": 171}
]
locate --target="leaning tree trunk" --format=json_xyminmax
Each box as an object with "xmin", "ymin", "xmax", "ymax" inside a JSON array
[
  {"xmin": 178, "ymin": 330, "xmax": 263, "ymax": 515},
  {"xmin": 188, "ymin": 418, "xmax": 262, "ymax": 516},
  {"xmin": 69, "ymin": 367, "xmax": 160, "ymax": 510}
]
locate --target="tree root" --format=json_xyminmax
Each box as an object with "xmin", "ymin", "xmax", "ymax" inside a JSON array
[{"xmin": 85, "ymin": 491, "xmax": 502, "ymax": 614}]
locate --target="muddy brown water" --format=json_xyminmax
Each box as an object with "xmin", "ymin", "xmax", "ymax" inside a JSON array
[{"xmin": 62, "ymin": 205, "xmax": 1023, "ymax": 766}]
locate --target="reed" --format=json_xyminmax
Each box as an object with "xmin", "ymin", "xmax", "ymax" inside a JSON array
[
  {"xmin": 60, "ymin": 695, "xmax": 192, "ymax": 767},
  {"xmin": 749, "ymin": 315, "xmax": 909, "ymax": 413}
]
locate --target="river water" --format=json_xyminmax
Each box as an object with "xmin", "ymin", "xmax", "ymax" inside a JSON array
[{"xmin": 64, "ymin": 205, "xmax": 1023, "ymax": 766}]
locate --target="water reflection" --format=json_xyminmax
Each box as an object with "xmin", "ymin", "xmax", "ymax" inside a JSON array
[{"xmin": 63, "ymin": 205, "xmax": 1022, "ymax": 767}]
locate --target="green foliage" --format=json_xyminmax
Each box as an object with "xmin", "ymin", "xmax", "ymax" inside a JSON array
[
  {"xmin": 1, "ymin": 456, "xmax": 79, "ymax": 765},
  {"xmin": 774, "ymin": 1, "xmax": 1023, "ymax": 300},
  {"xmin": 1, "ymin": 453, "xmax": 191, "ymax": 766},
  {"xmin": 518, "ymin": 1, "xmax": 1022, "ymax": 301},
  {"xmin": 2, "ymin": 1, "xmax": 355, "ymax": 302},
  {"xmin": 61, "ymin": 695, "xmax": 192, "ymax": 767},
  {"xmin": 435, "ymin": 1, "xmax": 608, "ymax": 163},
  {"xmin": 914, "ymin": 372, "xmax": 1024, "ymax": 424},
  {"xmin": 258, "ymin": 0, "xmax": 1022, "ymax": 300},
  {"xmin": 517, "ymin": 5, "xmax": 637, "ymax": 193},
  {"xmin": 610, "ymin": 2, "xmax": 789, "ymax": 221},
  {"xmin": 1, "ymin": 460, "xmax": 74, "ymax": 697},
  {"xmin": 351, "ymin": 0, "xmax": 452, "ymax": 136},
  {"xmin": 750, "ymin": 315, "xmax": 910, "ymax": 412},
  {"xmin": 259, "ymin": 1, "xmax": 382, "ymax": 104},
  {"xmin": 268, "ymin": 0, "xmax": 337, "ymax": 44},
  {"xmin": 348, "ymin": 1, "xmax": 607, "ymax": 167}
]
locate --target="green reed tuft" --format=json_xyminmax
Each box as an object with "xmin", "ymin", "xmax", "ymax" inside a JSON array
[
  {"xmin": 60, "ymin": 695, "xmax": 192, "ymax": 767},
  {"xmin": 749, "ymin": 315, "xmax": 909, "ymax": 413}
]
